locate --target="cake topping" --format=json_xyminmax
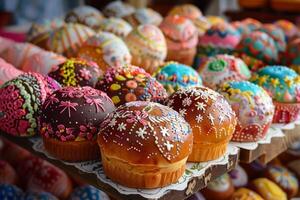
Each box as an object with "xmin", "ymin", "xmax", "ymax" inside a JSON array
[
  {"xmin": 40, "ymin": 86, "xmax": 115, "ymax": 141},
  {"xmin": 49, "ymin": 58, "xmax": 102, "ymax": 87},
  {"xmin": 99, "ymin": 101, "xmax": 192, "ymax": 163},
  {"xmin": 96, "ymin": 64, "xmax": 167, "ymax": 106}
]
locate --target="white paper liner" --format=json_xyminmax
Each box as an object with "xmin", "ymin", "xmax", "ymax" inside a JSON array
[
  {"xmin": 29, "ymin": 138, "xmax": 238, "ymax": 199},
  {"xmin": 230, "ymin": 117, "xmax": 300, "ymax": 150}
]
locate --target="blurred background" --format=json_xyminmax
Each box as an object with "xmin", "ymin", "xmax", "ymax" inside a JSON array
[{"xmin": 1, "ymin": 0, "xmax": 300, "ymax": 27}]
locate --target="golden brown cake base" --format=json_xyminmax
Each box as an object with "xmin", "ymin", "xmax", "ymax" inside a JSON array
[
  {"xmin": 188, "ymin": 140, "xmax": 228, "ymax": 162},
  {"xmin": 167, "ymin": 47, "xmax": 196, "ymax": 66},
  {"xmin": 43, "ymin": 137, "xmax": 100, "ymax": 162},
  {"xmin": 101, "ymin": 152, "xmax": 187, "ymax": 188}
]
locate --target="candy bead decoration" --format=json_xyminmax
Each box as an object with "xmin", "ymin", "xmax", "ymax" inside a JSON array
[
  {"xmin": 218, "ymin": 81, "xmax": 274, "ymax": 142},
  {"xmin": 96, "ymin": 64, "xmax": 167, "ymax": 107},
  {"xmin": 98, "ymin": 17, "xmax": 132, "ymax": 38},
  {"xmin": 266, "ymin": 166, "xmax": 299, "ymax": 198},
  {"xmin": 70, "ymin": 185, "xmax": 110, "ymax": 200},
  {"xmin": 0, "ymin": 58, "xmax": 23, "ymax": 85},
  {"xmin": 98, "ymin": 101, "xmax": 192, "ymax": 188},
  {"xmin": 167, "ymin": 86, "xmax": 237, "ymax": 162},
  {"xmin": 47, "ymin": 23, "xmax": 95, "ymax": 57},
  {"xmin": 0, "ymin": 184, "xmax": 24, "ymax": 200},
  {"xmin": 198, "ymin": 54, "xmax": 251, "ymax": 89},
  {"xmin": 125, "ymin": 24, "xmax": 167, "ymax": 74},
  {"xmin": 65, "ymin": 5, "xmax": 104, "ymax": 29},
  {"xmin": 77, "ymin": 32, "xmax": 132, "ymax": 71},
  {"xmin": 236, "ymin": 31, "xmax": 278, "ymax": 71},
  {"xmin": 48, "ymin": 58, "xmax": 102, "ymax": 87},
  {"xmin": 103, "ymin": 0, "xmax": 135, "ymax": 18},
  {"xmin": 154, "ymin": 61, "xmax": 202, "ymax": 94},
  {"xmin": 0, "ymin": 73, "xmax": 59, "ymax": 136}
]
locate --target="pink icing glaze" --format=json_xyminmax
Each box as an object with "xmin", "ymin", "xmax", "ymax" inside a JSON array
[
  {"xmin": 160, "ymin": 15, "xmax": 198, "ymax": 50},
  {"xmin": 22, "ymin": 51, "xmax": 66, "ymax": 75},
  {"xmin": 199, "ymin": 34, "xmax": 240, "ymax": 49},
  {"xmin": 0, "ymin": 58, "xmax": 23, "ymax": 85},
  {"xmin": 0, "ymin": 37, "xmax": 16, "ymax": 54},
  {"xmin": 0, "ymin": 43, "xmax": 43, "ymax": 69}
]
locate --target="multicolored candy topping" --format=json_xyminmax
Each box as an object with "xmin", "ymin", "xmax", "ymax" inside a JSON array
[
  {"xmin": 49, "ymin": 58, "xmax": 102, "ymax": 87},
  {"xmin": 0, "ymin": 73, "xmax": 59, "ymax": 136},
  {"xmin": 218, "ymin": 81, "xmax": 274, "ymax": 142},
  {"xmin": 251, "ymin": 66, "xmax": 300, "ymax": 103},
  {"xmin": 155, "ymin": 61, "xmax": 202, "ymax": 94},
  {"xmin": 96, "ymin": 65, "xmax": 167, "ymax": 106},
  {"xmin": 198, "ymin": 54, "xmax": 251, "ymax": 89}
]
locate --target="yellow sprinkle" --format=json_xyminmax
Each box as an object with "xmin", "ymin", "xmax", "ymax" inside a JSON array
[
  {"xmin": 110, "ymin": 84, "xmax": 121, "ymax": 91},
  {"xmin": 112, "ymin": 96, "xmax": 120, "ymax": 104},
  {"xmin": 258, "ymin": 75, "xmax": 269, "ymax": 85},
  {"xmin": 294, "ymin": 76, "xmax": 300, "ymax": 84},
  {"xmin": 270, "ymin": 78, "xmax": 280, "ymax": 87},
  {"xmin": 125, "ymin": 73, "xmax": 133, "ymax": 79},
  {"xmin": 116, "ymin": 75, "xmax": 126, "ymax": 81},
  {"xmin": 284, "ymin": 77, "xmax": 293, "ymax": 88}
]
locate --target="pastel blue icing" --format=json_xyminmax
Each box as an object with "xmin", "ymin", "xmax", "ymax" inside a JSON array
[
  {"xmin": 70, "ymin": 186, "xmax": 110, "ymax": 200},
  {"xmin": 252, "ymin": 66, "xmax": 300, "ymax": 102},
  {"xmin": 226, "ymin": 81, "xmax": 264, "ymax": 96},
  {"xmin": 156, "ymin": 62, "xmax": 202, "ymax": 92},
  {"xmin": 0, "ymin": 184, "xmax": 24, "ymax": 200}
]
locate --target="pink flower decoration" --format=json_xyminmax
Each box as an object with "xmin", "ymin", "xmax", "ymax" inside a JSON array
[
  {"xmin": 85, "ymin": 97, "xmax": 104, "ymax": 113},
  {"xmin": 126, "ymin": 110, "xmax": 148, "ymax": 125},
  {"xmin": 79, "ymin": 68, "xmax": 92, "ymax": 80},
  {"xmin": 59, "ymin": 101, "xmax": 78, "ymax": 117}
]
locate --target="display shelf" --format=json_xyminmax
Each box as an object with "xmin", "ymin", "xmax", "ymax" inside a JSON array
[
  {"xmin": 237, "ymin": 124, "xmax": 300, "ymax": 164},
  {"xmin": 0, "ymin": 132, "xmax": 239, "ymax": 200}
]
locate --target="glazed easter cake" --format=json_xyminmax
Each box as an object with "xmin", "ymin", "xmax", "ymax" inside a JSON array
[
  {"xmin": 195, "ymin": 22, "xmax": 241, "ymax": 68},
  {"xmin": 198, "ymin": 54, "xmax": 251, "ymax": 89},
  {"xmin": 251, "ymin": 66, "xmax": 300, "ymax": 123},
  {"xmin": 154, "ymin": 61, "xmax": 202, "ymax": 94},
  {"xmin": 218, "ymin": 81, "xmax": 274, "ymax": 142}
]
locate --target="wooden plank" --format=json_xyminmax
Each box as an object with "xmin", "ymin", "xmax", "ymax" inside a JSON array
[
  {"xmin": 0, "ymin": 132, "xmax": 238, "ymax": 200},
  {"xmin": 239, "ymin": 125, "xmax": 300, "ymax": 164}
]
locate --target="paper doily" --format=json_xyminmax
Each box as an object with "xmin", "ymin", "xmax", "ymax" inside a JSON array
[{"xmin": 29, "ymin": 138, "xmax": 238, "ymax": 199}]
